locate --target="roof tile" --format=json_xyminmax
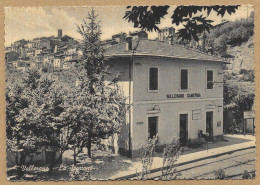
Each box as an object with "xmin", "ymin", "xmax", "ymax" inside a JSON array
[{"xmin": 105, "ymin": 39, "xmax": 224, "ymax": 62}]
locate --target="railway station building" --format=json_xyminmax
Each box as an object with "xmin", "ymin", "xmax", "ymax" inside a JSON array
[{"xmin": 105, "ymin": 38, "xmax": 227, "ymax": 157}]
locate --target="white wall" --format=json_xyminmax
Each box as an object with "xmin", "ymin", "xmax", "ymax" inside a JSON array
[
  {"xmin": 131, "ymin": 100, "xmax": 223, "ymax": 151},
  {"xmin": 107, "ymin": 55, "xmax": 224, "ymax": 156},
  {"xmin": 131, "ymin": 56, "xmax": 224, "ymax": 152}
]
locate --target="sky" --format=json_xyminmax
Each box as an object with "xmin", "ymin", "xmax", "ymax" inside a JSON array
[{"xmin": 4, "ymin": 5, "xmax": 254, "ymax": 47}]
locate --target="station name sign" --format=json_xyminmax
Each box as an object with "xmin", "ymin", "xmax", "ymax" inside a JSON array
[{"xmin": 166, "ymin": 93, "xmax": 201, "ymax": 99}]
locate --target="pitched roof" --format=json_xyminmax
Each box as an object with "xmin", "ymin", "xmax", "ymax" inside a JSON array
[{"xmin": 105, "ymin": 39, "xmax": 225, "ymax": 62}]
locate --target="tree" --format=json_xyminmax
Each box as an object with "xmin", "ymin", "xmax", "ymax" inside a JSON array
[
  {"xmin": 223, "ymin": 83, "xmax": 254, "ymax": 125},
  {"xmin": 75, "ymin": 8, "xmax": 127, "ymax": 158},
  {"xmin": 6, "ymin": 69, "xmax": 66, "ymax": 176},
  {"xmin": 124, "ymin": 6, "xmax": 239, "ymax": 42}
]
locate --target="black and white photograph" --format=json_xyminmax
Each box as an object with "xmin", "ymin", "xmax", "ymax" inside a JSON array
[{"xmin": 4, "ymin": 5, "xmax": 255, "ymax": 180}]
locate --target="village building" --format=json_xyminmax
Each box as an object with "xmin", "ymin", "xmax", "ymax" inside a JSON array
[
  {"xmin": 112, "ymin": 32, "xmax": 127, "ymax": 43},
  {"xmin": 5, "ymin": 51, "xmax": 19, "ymax": 62},
  {"xmin": 53, "ymin": 55, "xmax": 65, "ymax": 70},
  {"xmin": 26, "ymin": 49, "xmax": 36, "ymax": 57},
  {"xmin": 158, "ymin": 27, "xmax": 175, "ymax": 41},
  {"xmin": 99, "ymin": 39, "xmax": 118, "ymax": 49},
  {"xmin": 11, "ymin": 59, "xmax": 30, "ymax": 72},
  {"xmin": 105, "ymin": 38, "xmax": 227, "ymax": 157},
  {"xmin": 5, "ymin": 46, "xmax": 12, "ymax": 52},
  {"xmin": 129, "ymin": 30, "xmax": 148, "ymax": 40}
]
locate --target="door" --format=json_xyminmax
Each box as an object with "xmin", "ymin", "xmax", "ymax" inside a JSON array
[
  {"xmin": 148, "ymin": 116, "xmax": 158, "ymax": 139},
  {"xmin": 206, "ymin": 111, "xmax": 213, "ymax": 141},
  {"xmin": 179, "ymin": 114, "xmax": 188, "ymax": 146}
]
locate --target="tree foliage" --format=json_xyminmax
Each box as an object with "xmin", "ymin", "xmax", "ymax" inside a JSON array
[
  {"xmin": 124, "ymin": 5, "xmax": 239, "ymax": 42},
  {"xmin": 223, "ymin": 83, "xmax": 254, "ymax": 124},
  {"xmin": 6, "ymin": 69, "xmax": 66, "ymax": 175},
  {"xmin": 74, "ymin": 8, "xmax": 127, "ymax": 158}
]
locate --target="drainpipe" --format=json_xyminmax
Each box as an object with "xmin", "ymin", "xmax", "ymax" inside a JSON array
[
  {"xmin": 127, "ymin": 37, "xmax": 140, "ymax": 157},
  {"xmin": 125, "ymin": 37, "xmax": 134, "ymax": 157},
  {"xmin": 128, "ymin": 55, "xmax": 132, "ymax": 157}
]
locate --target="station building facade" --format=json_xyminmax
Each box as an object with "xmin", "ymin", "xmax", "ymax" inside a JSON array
[{"xmin": 105, "ymin": 39, "xmax": 227, "ymax": 157}]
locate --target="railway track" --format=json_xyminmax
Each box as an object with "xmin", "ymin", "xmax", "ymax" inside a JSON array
[{"xmin": 115, "ymin": 146, "xmax": 255, "ymax": 180}]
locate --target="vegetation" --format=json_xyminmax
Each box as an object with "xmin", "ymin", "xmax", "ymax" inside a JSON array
[
  {"xmin": 74, "ymin": 8, "xmax": 127, "ymax": 158},
  {"xmin": 239, "ymin": 69, "xmax": 254, "ymax": 82},
  {"xmin": 139, "ymin": 134, "xmax": 158, "ymax": 179},
  {"xmin": 124, "ymin": 6, "xmax": 239, "ymax": 42},
  {"xmin": 161, "ymin": 136, "xmax": 182, "ymax": 180},
  {"xmin": 5, "ymin": 9, "xmax": 127, "ymax": 179},
  {"xmin": 214, "ymin": 169, "xmax": 226, "ymax": 179},
  {"xmin": 242, "ymin": 170, "xmax": 255, "ymax": 179},
  {"xmin": 6, "ymin": 69, "xmax": 66, "ymax": 176},
  {"xmin": 205, "ymin": 11, "xmax": 254, "ymax": 56},
  {"xmin": 137, "ymin": 135, "xmax": 183, "ymax": 180},
  {"xmin": 223, "ymin": 82, "xmax": 254, "ymax": 133}
]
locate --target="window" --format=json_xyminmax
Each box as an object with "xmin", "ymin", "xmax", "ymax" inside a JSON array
[
  {"xmin": 148, "ymin": 116, "xmax": 158, "ymax": 139},
  {"xmin": 149, "ymin": 67, "xmax": 158, "ymax": 91},
  {"xmin": 207, "ymin": 70, "xmax": 214, "ymax": 89},
  {"xmin": 181, "ymin": 69, "xmax": 188, "ymax": 90}
]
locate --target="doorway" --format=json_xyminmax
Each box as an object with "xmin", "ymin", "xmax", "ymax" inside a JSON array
[
  {"xmin": 148, "ymin": 116, "xmax": 158, "ymax": 139},
  {"xmin": 206, "ymin": 111, "xmax": 213, "ymax": 142},
  {"xmin": 179, "ymin": 114, "xmax": 188, "ymax": 146}
]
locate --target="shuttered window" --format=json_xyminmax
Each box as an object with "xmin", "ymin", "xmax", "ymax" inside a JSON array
[
  {"xmin": 181, "ymin": 69, "xmax": 188, "ymax": 90},
  {"xmin": 149, "ymin": 67, "xmax": 158, "ymax": 91},
  {"xmin": 207, "ymin": 70, "xmax": 214, "ymax": 89}
]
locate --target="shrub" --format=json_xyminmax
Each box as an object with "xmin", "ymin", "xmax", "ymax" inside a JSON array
[
  {"xmin": 214, "ymin": 169, "xmax": 226, "ymax": 179},
  {"xmin": 239, "ymin": 69, "xmax": 254, "ymax": 82},
  {"xmin": 242, "ymin": 170, "xmax": 255, "ymax": 179},
  {"xmin": 161, "ymin": 136, "xmax": 182, "ymax": 180},
  {"xmin": 139, "ymin": 134, "xmax": 158, "ymax": 179}
]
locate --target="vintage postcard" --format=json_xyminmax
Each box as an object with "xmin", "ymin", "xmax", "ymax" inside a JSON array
[{"xmin": 4, "ymin": 5, "xmax": 256, "ymax": 181}]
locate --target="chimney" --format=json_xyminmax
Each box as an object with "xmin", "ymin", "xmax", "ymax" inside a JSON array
[
  {"xmin": 54, "ymin": 45, "xmax": 58, "ymax": 53},
  {"xmin": 58, "ymin": 29, "xmax": 62, "ymax": 38},
  {"xmin": 125, "ymin": 37, "xmax": 132, "ymax": 51}
]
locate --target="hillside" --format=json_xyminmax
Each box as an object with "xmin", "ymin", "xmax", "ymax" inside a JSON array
[
  {"xmin": 223, "ymin": 36, "xmax": 255, "ymax": 96},
  {"xmin": 205, "ymin": 11, "xmax": 254, "ymax": 75},
  {"xmin": 226, "ymin": 36, "xmax": 254, "ymax": 72}
]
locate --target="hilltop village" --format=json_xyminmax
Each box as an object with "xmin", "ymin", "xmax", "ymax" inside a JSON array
[
  {"xmin": 5, "ymin": 29, "xmax": 80, "ymax": 72},
  {"xmin": 5, "ymin": 27, "xmax": 212, "ymax": 72},
  {"xmin": 5, "ymin": 29, "xmax": 149, "ymax": 72}
]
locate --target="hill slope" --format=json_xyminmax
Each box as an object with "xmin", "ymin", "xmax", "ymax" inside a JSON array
[{"xmin": 226, "ymin": 36, "xmax": 254, "ymax": 72}]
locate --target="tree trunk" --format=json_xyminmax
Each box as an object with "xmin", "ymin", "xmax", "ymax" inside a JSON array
[
  {"xmin": 73, "ymin": 148, "xmax": 77, "ymax": 166},
  {"xmin": 48, "ymin": 150, "xmax": 56, "ymax": 174},
  {"xmin": 17, "ymin": 151, "xmax": 26, "ymax": 178},
  {"xmin": 48, "ymin": 150, "xmax": 64, "ymax": 174},
  {"xmin": 87, "ymin": 131, "xmax": 92, "ymax": 158}
]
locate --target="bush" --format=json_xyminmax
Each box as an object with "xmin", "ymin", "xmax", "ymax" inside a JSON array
[
  {"xmin": 225, "ymin": 119, "xmax": 242, "ymax": 134},
  {"xmin": 239, "ymin": 69, "xmax": 254, "ymax": 82},
  {"xmin": 139, "ymin": 134, "xmax": 158, "ymax": 179},
  {"xmin": 161, "ymin": 136, "xmax": 182, "ymax": 180},
  {"xmin": 242, "ymin": 170, "xmax": 255, "ymax": 179},
  {"xmin": 214, "ymin": 169, "xmax": 226, "ymax": 179}
]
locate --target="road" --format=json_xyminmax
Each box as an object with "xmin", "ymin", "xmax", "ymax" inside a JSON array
[{"xmin": 135, "ymin": 147, "xmax": 256, "ymax": 180}]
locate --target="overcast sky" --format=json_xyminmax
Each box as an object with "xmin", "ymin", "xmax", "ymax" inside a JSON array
[{"xmin": 5, "ymin": 5, "xmax": 253, "ymax": 46}]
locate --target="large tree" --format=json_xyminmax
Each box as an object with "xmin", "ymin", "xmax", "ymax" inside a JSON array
[
  {"xmin": 6, "ymin": 69, "xmax": 66, "ymax": 176},
  {"xmin": 124, "ymin": 5, "xmax": 239, "ymax": 42},
  {"xmin": 75, "ymin": 8, "xmax": 127, "ymax": 158}
]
